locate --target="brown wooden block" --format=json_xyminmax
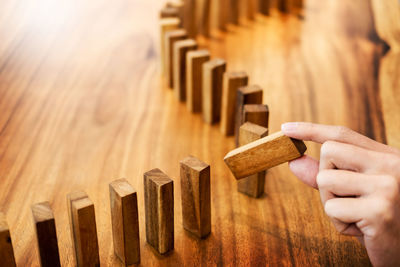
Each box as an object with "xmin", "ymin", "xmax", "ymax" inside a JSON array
[
  {"xmin": 224, "ymin": 131, "xmax": 307, "ymax": 179},
  {"xmin": 217, "ymin": 0, "xmax": 229, "ymax": 30},
  {"xmin": 202, "ymin": 59, "xmax": 227, "ymax": 124},
  {"xmin": 31, "ymin": 202, "xmax": 61, "ymax": 267},
  {"xmin": 144, "ymin": 168, "xmax": 174, "ymax": 254},
  {"xmin": 242, "ymin": 104, "xmax": 269, "ymax": 131},
  {"xmin": 160, "ymin": 18, "xmax": 180, "ymax": 76},
  {"xmin": 247, "ymin": 0, "xmax": 257, "ymax": 20},
  {"xmin": 198, "ymin": 0, "xmax": 211, "ymax": 37},
  {"xmin": 220, "ymin": 72, "xmax": 248, "ymax": 136},
  {"xmin": 259, "ymin": 0, "xmax": 271, "ymax": 15},
  {"xmin": 180, "ymin": 156, "xmax": 211, "ymax": 238},
  {"xmin": 278, "ymin": 0, "xmax": 290, "ymax": 13},
  {"xmin": 0, "ymin": 212, "xmax": 16, "ymax": 267},
  {"xmin": 234, "ymin": 85, "xmax": 263, "ymax": 146},
  {"xmin": 166, "ymin": 1, "xmax": 184, "ymax": 27},
  {"xmin": 229, "ymin": 0, "xmax": 240, "ymax": 24},
  {"xmin": 67, "ymin": 191, "xmax": 100, "ymax": 267},
  {"xmin": 165, "ymin": 30, "xmax": 188, "ymax": 88},
  {"xmin": 183, "ymin": 0, "xmax": 197, "ymax": 37},
  {"xmin": 173, "ymin": 39, "xmax": 197, "ymax": 101},
  {"xmin": 109, "ymin": 179, "xmax": 140, "ymax": 265},
  {"xmin": 237, "ymin": 122, "xmax": 268, "ymax": 198},
  {"xmin": 186, "ymin": 50, "xmax": 210, "ymax": 113},
  {"xmin": 160, "ymin": 6, "xmax": 179, "ymax": 18}
]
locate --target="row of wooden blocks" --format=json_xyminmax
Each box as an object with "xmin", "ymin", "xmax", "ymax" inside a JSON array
[
  {"xmin": 160, "ymin": 0, "xmax": 305, "ymax": 38},
  {"xmin": 0, "ymin": 156, "xmax": 210, "ymax": 266}
]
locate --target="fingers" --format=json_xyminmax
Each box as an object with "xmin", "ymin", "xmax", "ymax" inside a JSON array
[
  {"xmin": 288, "ymin": 155, "xmax": 319, "ymax": 189},
  {"xmin": 281, "ymin": 122, "xmax": 396, "ymax": 154}
]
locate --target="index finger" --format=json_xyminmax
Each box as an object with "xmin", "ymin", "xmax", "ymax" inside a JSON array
[{"xmin": 281, "ymin": 122, "xmax": 397, "ymax": 154}]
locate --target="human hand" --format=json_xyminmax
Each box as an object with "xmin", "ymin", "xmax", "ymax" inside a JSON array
[{"xmin": 281, "ymin": 122, "xmax": 400, "ymax": 267}]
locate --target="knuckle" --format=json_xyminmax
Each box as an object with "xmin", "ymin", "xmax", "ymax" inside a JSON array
[
  {"xmin": 374, "ymin": 198, "xmax": 394, "ymax": 226},
  {"xmin": 379, "ymin": 175, "xmax": 399, "ymax": 199},
  {"xmin": 335, "ymin": 126, "xmax": 351, "ymax": 140}
]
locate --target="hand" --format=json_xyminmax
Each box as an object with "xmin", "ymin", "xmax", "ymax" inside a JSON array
[{"xmin": 281, "ymin": 122, "xmax": 400, "ymax": 267}]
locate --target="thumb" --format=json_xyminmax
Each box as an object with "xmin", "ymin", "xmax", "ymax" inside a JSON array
[{"xmin": 288, "ymin": 155, "xmax": 319, "ymax": 189}]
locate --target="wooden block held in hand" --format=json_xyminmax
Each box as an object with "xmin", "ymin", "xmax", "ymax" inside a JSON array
[
  {"xmin": 109, "ymin": 179, "xmax": 140, "ymax": 265},
  {"xmin": 160, "ymin": 18, "xmax": 180, "ymax": 76},
  {"xmin": 220, "ymin": 72, "xmax": 248, "ymax": 136},
  {"xmin": 186, "ymin": 50, "xmax": 210, "ymax": 112},
  {"xmin": 144, "ymin": 169, "xmax": 174, "ymax": 254},
  {"xmin": 237, "ymin": 122, "xmax": 268, "ymax": 198},
  {"xmin": 234, "ymin": 85, "xmax": 263, "ymax": 146},
  {"xmin": 0, "ymin": 212, "xmax": 16, "ymax": 267},
  {"xmin": 202, "ymin": 59, "xmax": 227, "ymax": 124},
  {"xmin": 224, "ymin": 131, "xmax": 307, "ymax": 179},
  {"xmin": 180, "ymin": 156, "xmax": 211, "ymax": 238},
  {"xmin": 173, "ymin": 39, "xmax": 198, "ymax": 101},
  {"xmin": 32, "ymin": 202, "xmax": 61, "ymax": 267},
  {"xmin": 67, "ymin": 191, "xmax": 100, "ymax": 267},
  {"xmin": 165, "ymin": 30, "xmax": 188, "ymax": 88}
]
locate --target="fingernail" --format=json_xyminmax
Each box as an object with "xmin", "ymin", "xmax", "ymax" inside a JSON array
[{"xmin": 281, "ymin": 122, "xmax": 298, "ymax": 132}]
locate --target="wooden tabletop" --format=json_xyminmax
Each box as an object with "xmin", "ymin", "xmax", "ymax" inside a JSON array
[{"xmin": 0, "ymin": 0, "xmax": 398, "ymax": 266}]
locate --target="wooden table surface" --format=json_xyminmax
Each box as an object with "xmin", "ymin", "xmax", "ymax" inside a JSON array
[{"xmin": 0, "ymin": 0, "xmax": 399, "ymax": 266}]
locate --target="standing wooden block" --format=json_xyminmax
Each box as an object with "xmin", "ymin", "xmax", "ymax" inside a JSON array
[
  {"xmin": 237, "ymin": 123, "xmax": 268, "ymax": 198},
  {"xmin": 31, "ymin": 202, "xmax": 61, "ymax": 267},
  {"xmin": 234, "ymin": 85, "xmax": 263, "ymax": 146},
  {"xmin": 167, "ymin": 1, "xmax": 184, "ymax": 27},
  {"xmin": 67, "ymin": 191, "xmax": 100, "ymax": 267},
  {"xmin": 183, "ymin": 0, "xmax": 197, "ymax": 37},
  {"xmin": 229, "ymin": 0, "xmax": 240, "ymax": 24},
  {"xmin": 278, "ymin": 0, "xmax": 290, "ymax": 13},
  {"xmin": 259, "ymin": 0, "xmax": 270, "ymax": 15},
  {"xmin": 218, "ymin": 0, "xmax": 229, "ymax": 30},
  {"xmin": 242, "ymin": 104, "xmax": 269, "ymax": 132},
  {"xmin": 180, "ymin": 156, "xmax": 211, "ymax": 238},
  {"xmin": 109, "ymin": 179, "xmax": 140, "ymax": 265},
  {"xmin": 186, "ymin": 50, "xmax": 210, "ymax": 112},
  {"xmin": 160, "ymin": 18, "xmax": 180, "ymax": 76},
  {"xmin": 198, "ymin": 0, "xmax": 211, "ymax": 37},
  {"xmin": 0, "ymin": 212, "xmax": 16, "ymax": 267},
  {"xmin": 160, "ymin": 6, "xmax": 179, "ymax": 18},
  {"xmin": 173, "ymin": 39, "xmax": 197, "ymax": 101},
  {"xmin": 165, "ymin": 30, "xmax": 187, "ymax": 88},
  {"xmin": 144, "ymin": 168, "xmax": 174, "ymax": 254},
  {"xmin": 220, "ymin": 72, "xmax": 248, "ymax": 136},
  {"xmin": 224, "ymin": 131, "xmax": 307, "ymax": 179},
  {"xmin": 202, "ymin": 59, "xmax": 227, "ymax": 124},
  {"xmin": 247, "ymin": 0, "xmax": 257, "ymax": 19}
]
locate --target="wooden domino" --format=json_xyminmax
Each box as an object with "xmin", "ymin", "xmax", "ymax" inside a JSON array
[
  {"xmin": 229, "ymin": 0, "xmax": 239, "ymax": 24},
  {"xmin": 144, "ymin": 168, "xmax": 174, "ymax": 254},
  {"xmin": 182, "ymin": 0, "xmax": 197, "ymax": 37},
  {"xmin": 259, "ymin": 0, "xmax": 270, "ymax": 15},
  {"xmin": 234, "ymin": 85, "xmax": 263, "ymax": 146},
  {"xmin": 198, "ymin": 0, "xmax": 211, "ymax": 37},
  {"xmin": 202, "ymin": 59, "xmax": 227, "ymax": 124},
  {"xmin": 160, "ymin": 18, "xmax": 180, "ymax": 76},
  {"xmin": 217, "ymin": 0, "xmax": 229, "ymax": 30},
  {"xmin": 237, "ymin": 122, "xmax": 268, "ymax": 198},
  {"xmin": 67, "ymin": 191, "xmax": 100, "ymax": 266},
  {"xmin": 31, "ymin": 202, "xmax": 61, "ymax": 267},
  {"xmin": 180, "ymin": 156, "xmax": 211, "ymax": 238},
  {"xmin": 242, "ymin": 104, "xmax": 269, "ymax": 132},
  {"xmin": 165, "ymin": 29, "xmax": 188, "ymax": 88},
  {"xmin": 109, "ymin": 179, "xmax": 140, "ymax": 265},
  {"xmin": 160, "ymin": 6, "xmax": 180, "ymax": 18},
  {"xmin": 224, "ymin": 131, "xmax": 307, "ymax": 179},
  {"xmin": 173, "ymin": 39, "xmax": 198, "ymax": 101},
  {"xmin": 0, "ymin": 212, "xmax": 16, "ymax": 267},
  {"xmin": 220, "ymin": 71, "xmax": 248, "ymax": 136},
  {"xmin": 278, "ymin": 0, "xmax": 290, "ymax": 13},
  {"xmin": 186, "ymin": 50, "xmax": 210, "ymax": 112},
  {"xmin": 166, "ymin": 1, "xmax": 184, "ymax": 27},
  {"xmin": 247, "ymin": 0, "xmax": 257, "ymax": 20}
]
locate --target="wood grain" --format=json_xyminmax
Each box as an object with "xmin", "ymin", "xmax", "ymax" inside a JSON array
[
  {"xmin": 186, "ymin": 49, "xmax": 211, "ymax": 112},
  {"xmin": 144, "ymin": 169, "xmax": 174, "ymax": 254},
  {"xmin": 0, "ymin": 212, "xmax": 16, "ymax": 267},
  {"xmin": 165, "ymin": 29, "xmax": 188, "ymax": 88},
  {"xmin": 31, "ymin": 202, "xmax": 61, "ymax": 267},
  {"xmin": 237, "ymin": 122, "xmax": 269, "ymax": 198},
  {"xmin": 67, "ymin": 192, "xmax": 100, "ymax": 266},
  {"xmin": 173, "ymin": 39, "xmax": 197, "ymax": 101},
  {"xmin": 220, "ymin": 71, "xmax": 249, "ymax": 136},
  {"xmin": 160, "ymin": 18, "xmax": 180, "ymax": 75},
  {"xmin": 202, "ymin": 58, "xmax": 227, "ymax": 124},
  {"xmin": 234, "ymin": 85, "xmax": 263, "ymax": 146},
  {"xmin": 109, "ymin": 178, "xmax": 140, "ymax": 265},
  {"xmin": 180, "ymin": 155, "xmax": 211, "ymax": 238},
  {"xmin": 225, "ymin": 131, "xmax": 307, "ymax": 179}
]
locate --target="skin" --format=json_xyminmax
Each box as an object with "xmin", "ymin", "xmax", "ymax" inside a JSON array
[{"xmin": 281, "ymin": 122, "xmax": 400, "ymax": 267}]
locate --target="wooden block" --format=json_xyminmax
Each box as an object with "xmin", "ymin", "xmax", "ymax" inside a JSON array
[
  {"xmin": 31, "ymin": 202, "xmax": 61, "ymax": 267},
  {"xmin": 0, "ymin": 212, "xmax": 16, "ymax": 267},
  {"xmin": 186, "ymin": 50, "xmax": 210, "ymax": 112},
  {"xmin": 160, "ymin": 6, "xmax": 179, "ymax": 18},
  {"xmin": 160, "ymin": 18, "xmax": 180, "ymax": 76},
  {"xmin": 259, "ymin": 0, "xmax": 270, "ymax": 15},
  {"xmin": 278, "ymin": 0, "xmax": 290, "ymax": 13},
  {"xmin": 237, "ymin": 122, "xmax": 268, "ymax": 198},
  {"xmin": 144, "ymin": 168, "xmax": 174, "ymax": 254},
  {"xmin": 180, "ymin": 156, "xmax": 211, "ymax": 238},
  {"xmin": 67, "ymin": 191, "xmax": 100, "ymax": 267},
  {"xmin": 247, "ymin": 0, "xmax": 257, "ymax": 20},
  {"xmin": 217, "ymin": 0, "xmax": 229, "ymax": 30},
  {"xmin": 234, "ymin": 85, "xmax": 263, "ymax": 146},
  {"xmin": 242, "ymin": 104, "xmax": 269, "ymax": 132},
  {"xmin": 224, "ymin": 131, "xmax": 307, "ymax": 179},
  {"xmin": 198, "ymin": 0, "xmax": 211, "ymax": 37},
  {"xmin": 166, "ymin": 1, "xmax": 185, "ymax": 27},
  {"xmin": 229, "ymin": 0, "xmax": 240, "ymax": 24},
  {"xmin": 173, "ymin": 39, "xmax": 198, "ymax": 101},
  {"xmin": 182, "ymin": 0, "xmax": 197, "ymax": 37},
  {"xmin": 202, "ymin": 59, "xmax": 227, "ymax": 124},
  {"xmin": 220, "ymin": 71, "xmax": 248, "ymax": 136},
  {"xmin": 109, "ymin": 179, "xmax": 140, "ymax": 265},
  {"xmin": 165, "ymin": 30, "xmax": 188, "ymax": 88}
]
